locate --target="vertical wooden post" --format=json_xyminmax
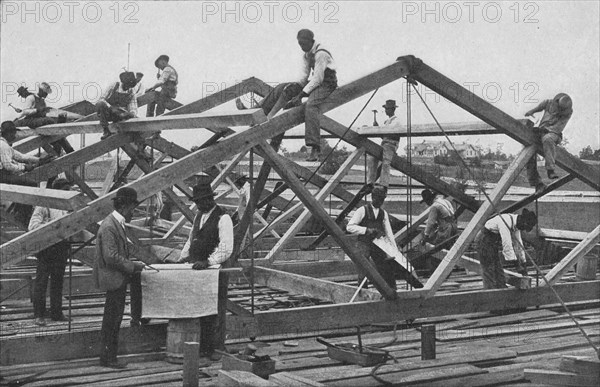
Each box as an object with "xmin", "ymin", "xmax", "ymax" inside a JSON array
[
  {"xmin": 182, "ymin": 341, "xmax": 199, "ymax": 387},
  {"xmin": 421, "ymin": 324, "xmax": 436, "ymax": 360}
]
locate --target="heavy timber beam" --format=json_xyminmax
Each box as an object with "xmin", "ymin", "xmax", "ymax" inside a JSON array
[
  {"xmin": 394, "ymin": 209, "xmax": 430, "ymax": 244},
  {"xmin": 320, "ymin": 116, "xmax": 480, "ymax": 212},
  {"xmin": 14, "ymin": 110, "xmax": 266, "ymax": 138},
  {"xmin": 264, "ymin": 149, "xmax": 365, "ymax": 263},
  {"xmin": 411, "ymin": 62, "xmax": 600, "ymax": 191},
  {"xmin": 423, "ymin": 146, "xmax": 538, "ymax": 296},
  {"xmin": 22, "ymin": 133, "xmax": 132, "ymax": 182},
  {"xmin": 501, "ymin": 174, "xmax": 575, "ymax": 214},
  {"xmin": 236, "ymin": 280, "xmax": 599, "ymax": 339},
  {"xmin": 0, "ymin": 184, "xmax": 88, "ymax": 211},
  {"xmin": 1, "ymin": 57, "xmax": 415, "ymax": 266},
  {"xmin": 259, "ymin": 141, "xmax": 397, "ymax": 299},
  {"xmin": 253, "ymin": 266, "xmax": 378, "ymax": 303},
  {"xmin": 355, "ymin": 121, "xmax": 498, "ymax": 137},
  {"xmin": 542, "ymin": 225, "xmax": 600, "ymax": 286}
]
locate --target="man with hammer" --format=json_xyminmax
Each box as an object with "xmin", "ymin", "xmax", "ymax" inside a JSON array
[
  {"xmin": 146, "ymin": 54, "xmax": 178, "ymax": 117},
  {"xmin": 366, "ymin": 99, "xmax": 401, "ymax": 192}
]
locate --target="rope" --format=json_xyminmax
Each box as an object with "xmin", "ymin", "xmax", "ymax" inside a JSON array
[{"xmin": 411, "ymin": 85, "xmax": 600, "ymax": 355}]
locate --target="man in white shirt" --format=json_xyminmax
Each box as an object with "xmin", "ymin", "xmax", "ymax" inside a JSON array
[
  {"xmin": 96, "ymin": 72, "xmax": 138, "ymax": 140},
  {"xmin": 146, "ymin": 55, "xmax": 178, "ymax": 117},
  {"xmin": 347, "ymin": 186, "xmax": 397, "ymax": 290},
  {"xmin": 477, "ymin": 208, "xmax": 537, "ymax": 289},
  {"xmin": 367, "ymin": 100, "xmax": 400, "ymax": 190},
  {"xmin": 420, "ymin": 189, "xmax": 458, "ymax": 248},
  {"xmin": 178, "ymin": 181, "xmax": 233, "ymax": 361}
]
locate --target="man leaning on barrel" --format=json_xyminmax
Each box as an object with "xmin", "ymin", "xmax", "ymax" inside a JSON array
[{"xmin": 178, "ymin": 180, "xmax": 234, "ymax": 363}]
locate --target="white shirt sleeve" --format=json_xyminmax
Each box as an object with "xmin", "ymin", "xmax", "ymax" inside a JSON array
[
  {"xmin": 178, "ymin": 217, "xmax": 195, "ymax": 262},
  {"xmin": 302, "ymin": 51, "xmax": 332, "ymax": 95},
  {"xmin": 497, "ymin": 216, "xmax": 518, "ymax": 262},
  {"xmin": 20, "ymin": 95, "xmax": 38, "ymax": 117},
  {"xmin": 28, "ymin": 206, "xmax": 49, "ymax": 231},
  {"xmin": 347, "ymin": 206, "xmax": 367, "ymax": 235},
  {"xmin": 208, "ymin": 214, "xmax": 234, "ymax": 268}
]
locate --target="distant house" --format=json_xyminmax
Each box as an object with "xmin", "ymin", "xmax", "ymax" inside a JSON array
[
  {"xmin": 493, "ymin": 161, "xmax": 511, "ymax": 170},
  {"xmin": 407, "ymin": 140, "xmax": 482, "ymax": 159}
]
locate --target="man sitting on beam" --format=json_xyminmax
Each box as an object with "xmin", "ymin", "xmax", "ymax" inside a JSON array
[{"xmin": 96, "ymin": 72, "xmax": 139, "ymax": 140}]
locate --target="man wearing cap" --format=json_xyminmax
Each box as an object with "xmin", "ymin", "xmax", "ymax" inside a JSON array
[
  {"xmin": 524, "ymin": 93, "xmax": 573, "ymax": 192},
  {"xmin": 29, "ymin": 178, "xmax": 74, "ymax": 326},
  {"xmin": 420, "ymin": 189, "xmax": 458, "ymax": 248},
  {"xmin": 146, "ymin": 55, "xmax": 178, "ymax": 117},
  {"xmin": 347, "ymin": 185, "xmax": 397, "ymax": 290},
  {"xmin": 366, "ymin": 100, "xmax": 401, "ymax": 190},
  {"xmin": 96, "ymin": 72, "xmax": 139, "ymax": 140},
  {"xmin": 14, "ymin": 83, "xmax": 74, "ymax": 155},
  {"xmin": 178, "ymin": 181, "xmax": 234, "ymax": 362},
  {"xmin": 94, "ymin": 187, "xmax": 146, "ymax": 369},
  {"xmin": 477, "ymin": 209, "xmax": 537, "ymax": 289}
]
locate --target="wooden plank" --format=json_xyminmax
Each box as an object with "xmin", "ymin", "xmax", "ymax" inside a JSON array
[
  {"xmin": 320, "ymin": 116, "xmax": 481, "ymax": 212},
  {"xmin": 543, "ymin": 225, "xmax": 600, "ymax": 286},
  {"xmin": 394, "ymin": 208, "xmax": 430, "ymax": 243},
  {"xmin": 524, "ymin": 368, "xmax": 599, "ymax": 386},
  {"xmin": 15, "ymin": 110, "xmax": 267, "ymax": 138},
  {"xmin": 423, "ymin": 146, "xmax": 537, "ymax": 296},
  {"xmin": 560, "ymin": 355, "xmax": 600, "ymax": 375},
  {"xmin": 355, "ymin": 121, "xmax": 498, "ymax": 137},
  {"xmin": 1, "ymin": 57, "xmax": 414, "ymax": 266},
  {"xmin": 253, "ymin": 266, "xmax": 378, "ymax": 303},
  {"xmin": 269, "ymin": 372, "xmax": 326, "ymax": 387},
  {"xmin": 0, "ymin": 184, "xmax": 88, "ymax": 211},
  {"xmin": 501, "ymin": 174, "xmax": 576, "ymax": 214},
  {"xmin": 259, "ymin": 142, "xmax": 397, "ymax": 299},
  {"xmin": 226, "ymin": 281, "xmax": 600, "ymax": 340},
  {"xmin": 217, "ymin": 370, "xmax": 277, "ymax": 387},
  {"xmin": 263, "ymin": 149, "xmax": 364, "ymax": 263},
  {"xmin": 412, "ymin": 62, "xmax": 600, "ymax": 191}
]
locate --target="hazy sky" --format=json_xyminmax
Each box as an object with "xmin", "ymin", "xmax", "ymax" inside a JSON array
[{"xmin": 1, "ymin": 1, "xmax": 598, "ymax": 156}]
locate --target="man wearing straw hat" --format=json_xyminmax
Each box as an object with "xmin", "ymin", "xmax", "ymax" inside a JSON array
[
  {"xmin": 94, "ymin": 187, "xmax": 146, "ymax": 369},
  {"xmin": 179, "ymin": 181, "xmax": 234, "ymax": 362},
  {"xmin": 366, "ymin": 100, "xmax": 400, "ymax": 191}
]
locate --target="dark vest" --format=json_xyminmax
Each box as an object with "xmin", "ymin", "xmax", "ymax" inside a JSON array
[
  {"xmin": 357, "ymin": 205, "xmax": 385, "ymax": 244},
  {"xmin": 307, "ymin": 45, "xmax": 337, "ymax": 88},
  {"xmin": 162, "ymin": 65, "xmax": 178, "ymax": 98},
  {"xmin": 29, "ymin": 95, "xmax": 48, "ymax": 118},
  {"xmin": 106, "ymin": 83, "xmax": 133, "ymax": 108},
  {"xmin": 189, "ymin": 205, "xmax": 224, "ymax": 263}
]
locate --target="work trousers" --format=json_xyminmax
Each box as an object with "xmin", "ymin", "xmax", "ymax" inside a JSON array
[
  {"xmin": 526, "ymin": 131, "xmax": 561, "ymax": 186},
  {"xmin": 146, "ymin": 88, "xmax": 177, "ymax": 117},
  {"xmin": 33, "ymin": 243, "xmax": 68, "ymax": 319},
  {"xmin": 14, "ymin": 117, "xmax": 74, "ymax": 155},
  {"xmin": 99, "ymin": 273, "xmax": 142, "ymax": 363},
  {"xmin": 199, "ymin": 272, "xmax": 228, "ymax": 354},
  {"xmin": 305, "ymin": 82, "xmax": 336, "ymax": 148},
  {"xmin": 96, "ymin": 101, "xmax": 131, "ymax": 129},
  {"xmin": 355, "ymin": 241, "xmax": 397, "ymax": 290},
  {"xmin": 477, "ymin": 230, "xmax": 507, "ymax": 289},
  {"xmin": 367, "ymin": 139, "xmax": 399, "ymax": 187}
]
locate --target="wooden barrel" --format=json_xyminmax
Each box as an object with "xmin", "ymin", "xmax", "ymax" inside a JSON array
[
  {"xmin": 166, "ymin": 318, "xmax": 201, "ymax": 364},
  {"xmin": 576, "ymin": 255, "xmax": 598, "ymax": 281}
]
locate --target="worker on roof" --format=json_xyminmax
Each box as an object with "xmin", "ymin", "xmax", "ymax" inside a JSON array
[
  {"xmin": 146, "ymin": 54, "xmax": 178, "ymax": 117},
  {"xmin": 524, "ymin": 93, "xmax": 573, "ymax": 193},
  {"xmin": 419, "ymin": 189, "xmax": 458, "ymax": 249},
  {"xmin": 476, "ymin": 209, "xmax": 537, "ymax": 289},
  {"xmin": 366, "ymin": 100, "xmax": 401, "ymax": 192},
  {"xmin": 96, "ymin": 72, "xmax": 138, "ymax": 140},
  {"xmin": 236, "ymin": 29, "xmax": 337, "ymax": 162},
  {"xmin": 14, "ymin": 83, "xmax": 74, "ymax": 155}
]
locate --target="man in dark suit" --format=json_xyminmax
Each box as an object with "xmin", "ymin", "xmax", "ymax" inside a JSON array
[{"xmin": 94, "ymin": 187, "xmax": 146, "ymax": 369}]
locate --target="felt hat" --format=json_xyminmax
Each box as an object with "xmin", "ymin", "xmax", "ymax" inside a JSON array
[
  {"xmin": 52, "ymin": 178, "xmax": 73, "ymax": 190},
  {"xmin": 420, "ymin": 189, "xmax": 435, "ymax": 204},
  {"xmin": 17, "ymin": 86, "xmax": 29, "ymax": 96},
  {"xmin": 112, "ymin": 187, "xmax": 140, "ymax": 205},
  {"xmin": 555, "ymin": 93, "xmax": 572, "ymax": 111},
  {"xmin": 297, "ymin": 29, "xmax": 314, "ymax": 40},
  {"xmin": 39, "ymin": 82, "xmax": 52, "ymax": 94},
  {"xmin": 119, "ymin": 71, "xmax": 137, "ymax": 88},
  {"xmin": 154, "ymin": 54, "xmax": 170, "ymax": 68},
  {"xmin": 192, "ymin": 183, "xmax": 217, "ymax": 201},
  {"xmin": 383, "ymin": 99, "xmax": 398, "ymax": 109},
  {"xmin": 1, "ymin": 121, "xmax": 19, "ymax": 134},
  {"xmin": 372, "ymin": 185, "xmax": 387, "ymax": 198},
  {"xmin": 520, "ymin": 208, "xmax": 537, "ymax": 228}
]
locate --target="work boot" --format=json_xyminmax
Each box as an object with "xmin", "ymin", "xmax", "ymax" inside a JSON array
[
  {"xmin": 547, "ymin": 170, "xmax": 559, "ymax": 179},
  {"xmin": 57, "ymin": 113, "xmax": 68, "ymax": 124},
  {"xmin": 100, "ymin": 128, "xmax": 113, "ymax": 140},
  {"xmin": 306, "ymin": 146, "xmax": 320, "ymax": 162},
  {"xmin": 235, "ymin": 97, "xmax": 247, "ymax": 110},
  {"xmin": 534, "ymin": 183, "xmax": 546, "ymax": 195}
]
